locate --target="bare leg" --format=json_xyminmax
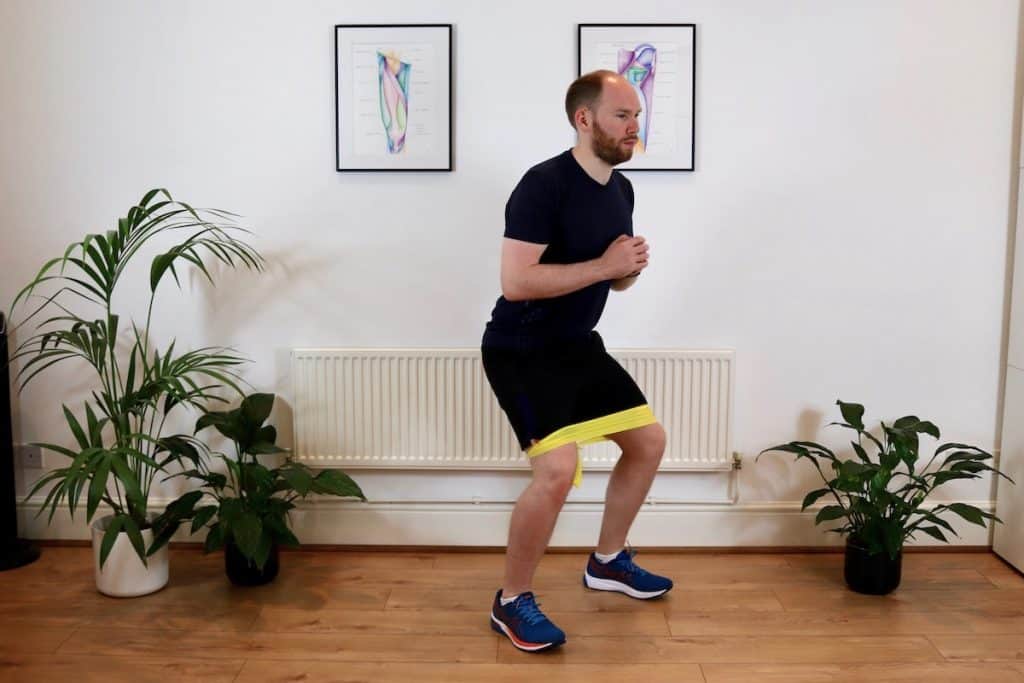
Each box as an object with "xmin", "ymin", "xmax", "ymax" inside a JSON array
[
  {"xmin": 596, "ymin": 423, "xmax": 667, "ymax": 554},
  {"xmin": 503, "ymin": 442, "xmax": 578, "ymax": 596}
]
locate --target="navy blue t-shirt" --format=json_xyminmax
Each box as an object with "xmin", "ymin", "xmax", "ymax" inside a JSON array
[{"xmin": 482, "ymin": 149, "xmax": 634, "ymax": 350}]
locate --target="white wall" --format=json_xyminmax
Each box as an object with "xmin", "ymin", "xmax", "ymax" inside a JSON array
[{"xmin": 1, "ymin": 0, "xmax": 1020, "ymax": 546}]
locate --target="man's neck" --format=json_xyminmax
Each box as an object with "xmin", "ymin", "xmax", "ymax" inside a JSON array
[{"xmin": 571, "ymin": 144, "xmax": 613, "ymax": 185}]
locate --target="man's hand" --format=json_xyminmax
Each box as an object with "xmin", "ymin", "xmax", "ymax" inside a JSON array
[{"xmin": 601, "ymin": 235, "xmax": 649, "ymax": 280}]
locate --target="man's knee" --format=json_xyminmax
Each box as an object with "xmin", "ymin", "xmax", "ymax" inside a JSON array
[
  {"xmin": 531, "ymin": 445, "xmax": 577, "ymax": 499},
  {"xmin": 627, "ymin": 423, "xmax": 667, "ymax": 463},
  {"xmin": 648, "ymin": 423, "xmax": 667, "ymax": 457}
]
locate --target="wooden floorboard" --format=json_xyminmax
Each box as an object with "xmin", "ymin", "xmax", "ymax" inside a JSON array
[{"xmin": 0, "ymin": 547, "xmax": 1021, "ymax": 682}]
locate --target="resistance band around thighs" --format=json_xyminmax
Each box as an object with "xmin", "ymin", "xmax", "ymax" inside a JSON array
[{"xmin": 525, "ymin": 405, "xmax": 658, "ymax": 486}]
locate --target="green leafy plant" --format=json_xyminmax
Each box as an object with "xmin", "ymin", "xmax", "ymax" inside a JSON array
[
  {"xmin": 8, "ymin": 189, "xmax": 262, "ymax": 567},
  {"xmin": 758, "ymin": 400, "xmax": 1014, "ymax": 560},
  {"xmin": 152, "ymin": 393, "xmax": 366, "ymax": 570}
]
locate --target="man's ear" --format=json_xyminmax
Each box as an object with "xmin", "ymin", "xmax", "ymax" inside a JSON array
[{"xmin": 575, "ymin": 108, "xmax": 589, "ymax": 130}]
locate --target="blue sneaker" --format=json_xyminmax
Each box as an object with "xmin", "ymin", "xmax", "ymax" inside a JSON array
[
  {"xmin": 584, "ymin": 549, "xmax": 673, "ymax": 599},
  {"xmin": 490, "ymin": 590, "xmax": 566, "ymax": 652}
]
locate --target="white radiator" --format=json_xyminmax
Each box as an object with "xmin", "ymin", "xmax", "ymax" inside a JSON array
[{"xmin": 291, "ymin": 349, "xmax": 735, "ymax": 471}]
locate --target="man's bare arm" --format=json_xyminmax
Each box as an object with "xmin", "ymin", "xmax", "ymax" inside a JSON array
[{"xmin": 500, "ymin": 235, "xmax": 648, "ymax": 302}]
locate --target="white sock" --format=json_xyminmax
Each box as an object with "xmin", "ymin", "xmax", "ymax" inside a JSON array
[
  {"xmin": 500, "ymin": 593, "xmax": 520, "ymax": 605},
  {"xmin": 594, "ymin": 549, "xmax": 623, "ymax": 564}
]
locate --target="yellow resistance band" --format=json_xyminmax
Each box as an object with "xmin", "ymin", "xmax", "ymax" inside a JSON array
[{"xmin": 525, "ymin": 405, "xmax": 658, "ymax": 487}]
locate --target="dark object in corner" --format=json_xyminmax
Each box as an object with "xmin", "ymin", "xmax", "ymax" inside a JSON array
[{"xmin": 0, "ymin": 312, "xmax": 40, "ymax": 571}]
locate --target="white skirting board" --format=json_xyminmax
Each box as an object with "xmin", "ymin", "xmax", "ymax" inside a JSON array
[{"xmin": 17, "ymin": 497, "xmax": 995, "ymax": 548}]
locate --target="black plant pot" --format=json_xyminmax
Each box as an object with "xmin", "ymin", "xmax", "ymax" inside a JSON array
[
  {"xmin": 844, "ymin": 537, "xmax": 902, "ymax": 595},
  {"xmin": 225, "ymin": 540, "xmax": 279, "ymax": 586}
]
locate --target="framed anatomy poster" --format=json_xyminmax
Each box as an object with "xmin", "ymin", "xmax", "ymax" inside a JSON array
[
  {"xmin": 335, "ymin": 24, "xmax": 453, "ymax": 171},
  {"xmin": 578, "ymin": 23, "xmax": 696, "ymax": 171}
]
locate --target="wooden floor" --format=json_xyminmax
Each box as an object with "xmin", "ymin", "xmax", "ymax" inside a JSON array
[{"xmin": 1, "ymin": 547, "xmax": 1023, "ymax": 682}]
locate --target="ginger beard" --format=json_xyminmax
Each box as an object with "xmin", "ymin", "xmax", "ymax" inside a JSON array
[{"xmin": 590, "ymin": 117, "xmax": 638, "ymax": 166}]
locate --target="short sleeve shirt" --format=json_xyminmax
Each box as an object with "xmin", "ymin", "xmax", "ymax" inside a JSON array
[{"xmin": 482, "ymin": 150, "xmax": 634, "ymax": 350}]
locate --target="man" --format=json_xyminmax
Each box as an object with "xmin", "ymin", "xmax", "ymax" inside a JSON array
[{"xmin": 481, "ymin": 70, "xmax": 672, "ymax": 653}]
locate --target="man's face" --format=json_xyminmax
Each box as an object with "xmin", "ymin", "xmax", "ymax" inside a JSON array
[{"xmin": 588, "ymin": 80, "xmax": 642, "ymax": 166}]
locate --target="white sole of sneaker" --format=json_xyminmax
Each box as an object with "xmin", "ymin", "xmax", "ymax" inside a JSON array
[
  {"xmin": 583, "ymin": 571, "xmax": 670, "ymax": 599},
  {"xmin": 490, "ymin": 613, "xmax": 564, "ymax": 652}
]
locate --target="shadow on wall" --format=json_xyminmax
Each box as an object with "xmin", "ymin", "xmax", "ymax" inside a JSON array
[
  {"xmin": 189, "ymin": 245, "xmax": 342, "ymax": 342},
  {"xmin": 184, "ymin": 248, "xmax": 320, "ymax": 452},
  {"xmin": 756, "ymin": 406, "xmax": 893, "ymax": 504},
  {"xmin": 752, "ymin": 408, "xmax": 823, "ymax": 502}
]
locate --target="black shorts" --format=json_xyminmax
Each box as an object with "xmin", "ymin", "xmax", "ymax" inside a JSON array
[{"xmin": 481, "ymin": 331, "xmax": 649, "ymax": 451}]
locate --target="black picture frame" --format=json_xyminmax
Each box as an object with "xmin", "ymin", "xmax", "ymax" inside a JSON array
[
  {"xmin": 335, "ymin": 24, "xmax": 453, "ymax": 172},
  {"xmin": 578, "ymin": 23, "xmax": 696, "ymax": 172}
]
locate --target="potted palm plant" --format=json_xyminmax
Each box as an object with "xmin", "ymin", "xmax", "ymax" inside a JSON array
[
  {"xmin": 151, "ymin": 392, "xmax": 366, "ymax": 586},
  {"xmin": 758, "ymin": 400, "xmax": 1013, "ymax": 595},
  {"xmin": 8, "ymin": 188, "xmax": 262, "ymax": 596}
]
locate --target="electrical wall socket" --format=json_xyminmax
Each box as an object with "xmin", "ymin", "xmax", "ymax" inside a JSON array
[{"xmin": 15, "ymin": 444, "xmax": 42, "ymax": 469}]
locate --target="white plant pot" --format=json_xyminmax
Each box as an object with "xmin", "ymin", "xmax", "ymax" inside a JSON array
[{"xmin": 90, "ymin": 514, "xmax": 169, "ymax": 597}]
